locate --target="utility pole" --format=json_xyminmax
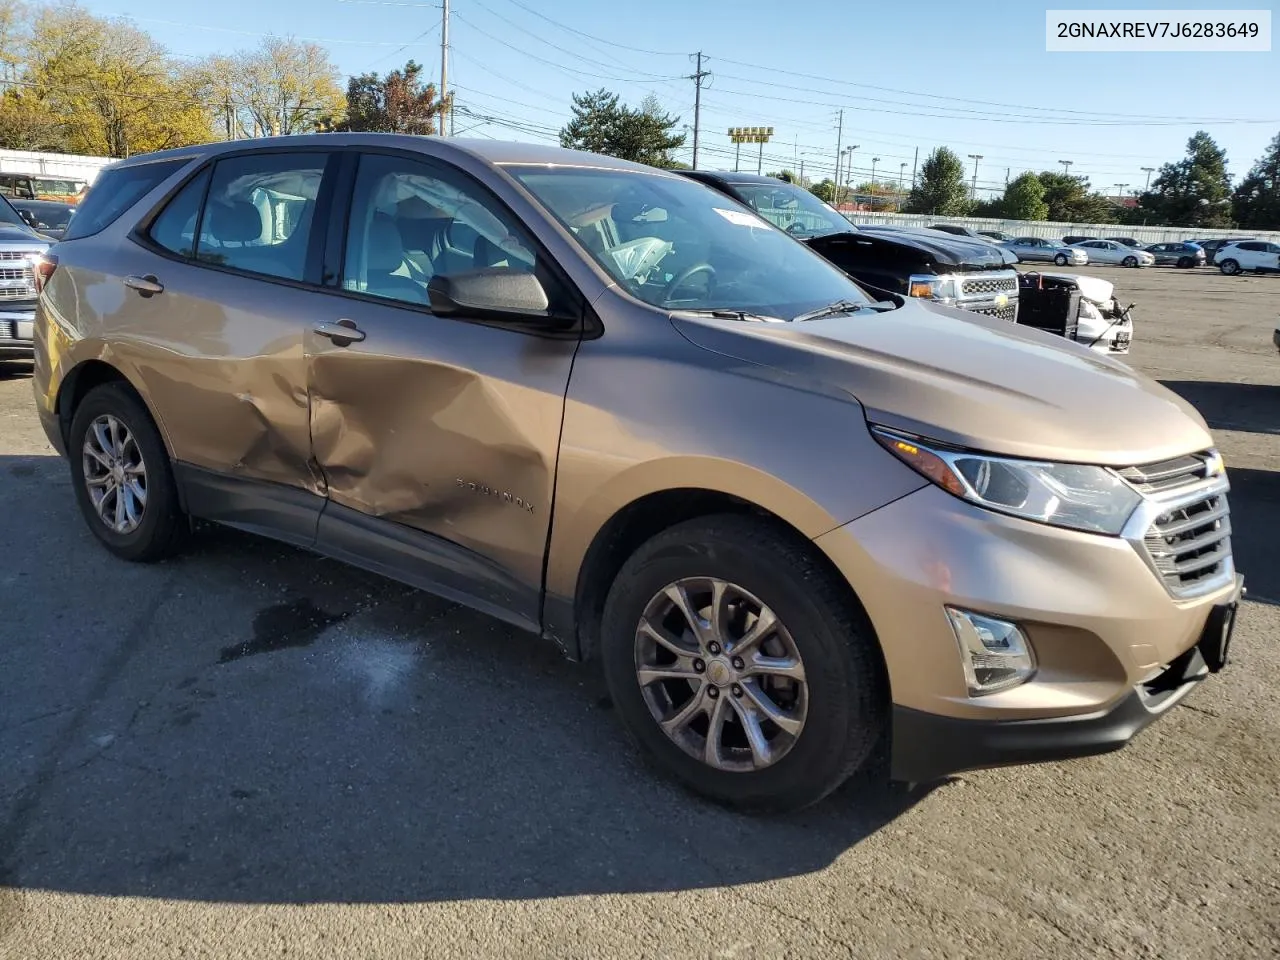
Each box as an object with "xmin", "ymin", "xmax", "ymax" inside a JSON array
[
  {"xmin": 842, "ymin": 145, "xmax": 858, "ymax": 206},
  {"xmin": 968, "ymin": 154, "xmax": 983, "ymax": 201},
  {"xmin": 799, "ymin": 158, "xmax": 805, "ymax": 185},
  {"xmin": 1005, "ymin": 167, "xmax": 1010, "ymax": 187},
  {"xmin": 898, "ymin": 162, "xmax": 907, "ymax": 211},
  {"xmin": 833, "ymin": 109, "xmax": 843, "ymax": 200},
  {"xmin": 911, "ymin": 146, "xmax": 919, "ymax": 192},
  {"xmin": 1141, "ymin": 166, "xmax": 1155, "ymax": 191},
  {"xmin": 689, "ymin": 52, "xmax": 709, "ymax": 169},
  {"xmin": 1059, "ymin": 159, "xmax": 1073, "ymax": 176},
  {"xmin": 440, "ymin": 0, "xmax": 450, "ymax": 136}
]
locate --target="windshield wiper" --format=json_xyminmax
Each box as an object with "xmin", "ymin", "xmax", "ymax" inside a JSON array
[
  {"xmin": 674, "ymin": 308, "xmax": 787, "ymax": 323},
  {"xmin": 792, "ymin": 299, "xmax": 894, "ymax": 322}
]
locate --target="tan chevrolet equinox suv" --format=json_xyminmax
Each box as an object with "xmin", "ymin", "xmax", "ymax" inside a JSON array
[{"xmin": 33, "ymin": 136, "xmax": 1243, "ymax": 812}]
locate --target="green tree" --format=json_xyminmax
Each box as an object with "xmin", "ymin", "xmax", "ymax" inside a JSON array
[
  {"xmin": 1136, "ymin": 130, "xmax": 1233, "ymax": 228},
  {"xmin": 904, "ymin": 147, "xmax": 970, "ymax": 215},
  {"xmin": 559, "ymin": 88, "xmax": 685, "ymax": 167},
  {"xmin": 1036, "ymin": 171, "xmax": 1116, "ymax": 223},
  {"xmin": 1002, "ymin": 171, "xmax": 1049, "ymax": 221},
  {"xmin": 970, "ymin": 197, "xmax": 1004, "ymax": 218},
  {"xmin": 341, "ymin": 59, "xmax": 446, "ymax": 134},
  {"xmin": 1231, "ymin": 130, "xmax": 1280, "ymax": 231}
]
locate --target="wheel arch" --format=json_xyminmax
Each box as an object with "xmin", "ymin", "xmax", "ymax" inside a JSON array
[
  {"xmin": 557, "ymin": 479, "xmax": 881, "ymax": 669},
  {"xmin": 56, "ymin": 357, "xmax": 175, "ymax": 462}
]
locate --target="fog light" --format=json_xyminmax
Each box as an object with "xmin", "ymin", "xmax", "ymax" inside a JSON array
[{"xmin": 945, "ymin": 607, "xmax": 1036, "ymax": 696}]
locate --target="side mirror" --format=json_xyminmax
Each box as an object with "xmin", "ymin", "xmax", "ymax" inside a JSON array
[
  {"xmin": 18, "ymin": 210, "xmax": 37, "ymax": 227},
  {"xmin": 427, "ymin": 268, "xmax": 571, "ymax": 327}
]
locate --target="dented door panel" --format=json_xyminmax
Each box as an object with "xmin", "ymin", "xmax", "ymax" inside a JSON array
[
  {"xmin": 76, "ymin": 244, "xmax": 323, "ymax": 493},
  {"xmin": 308, "ymin": 296, "xmax": 578, "ymax": 594}
]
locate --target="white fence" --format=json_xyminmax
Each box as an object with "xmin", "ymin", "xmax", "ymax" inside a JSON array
[{"xmin": 844, "ymin": 211, "xmax": 1280, "ymax": 245}]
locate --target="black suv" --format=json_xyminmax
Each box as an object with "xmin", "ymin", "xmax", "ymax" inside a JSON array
[{"xmin": 681, "ymin": 171, "xmax": 1020, "ymax": 322}]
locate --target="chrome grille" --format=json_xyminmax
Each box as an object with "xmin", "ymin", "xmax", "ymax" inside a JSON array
[
  {"xmin": 959, "ymin": 275, "xmax": 1018, "ymax": 297},
  {"xmin": 0, "ymin": 251, "xmax": 39, "ymax": 301},
  {"xmin": 1122, "ymin": 451, "xmax": 1233, "ymax": 597},
  {"xmin": 973, "ymin": 302, "xmax": 1018, "ymax": 323}
]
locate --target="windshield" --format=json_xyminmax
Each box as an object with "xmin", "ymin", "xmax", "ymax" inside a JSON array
[
  {"xmin": 0, "ymin": 195, "xmax": 26, "ymax": 227},
  {"xmin": 724, "ymin": 182, "xmax": 852, "ymax": 239},
  {"xmin": 509, "ymin": 167, "xmax": 870, "ymax": 318}
]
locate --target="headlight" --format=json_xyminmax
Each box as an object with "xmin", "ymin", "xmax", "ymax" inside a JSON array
[
  {"xmin": 907, "ymin": 274, "xmax": 958, "ymax": 301},
  {"xmin": 871, "ymin": 427, "xmax": 1142, "ymax": 534}
]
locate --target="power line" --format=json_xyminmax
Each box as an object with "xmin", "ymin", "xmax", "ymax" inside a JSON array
[
  {"xmin": 709, "ymin": 55, "xmax": 1278, "ymax": 125},
  {"xmin": 467, "ymin": 0, "xmax": 678, "ymax": 83},
  {"xmin": 129, "ymin": 17, "xmax": 421, "ymax": 46},
  {"xmin": 492, "ymin": 0, "xmax": 687, "ymax": 56}
]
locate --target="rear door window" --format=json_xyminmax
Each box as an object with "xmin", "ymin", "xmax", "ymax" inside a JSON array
[
  {"xmin": 61, "ymin": 159, "xmax": 192, "ymax": 241},
  {"xmin": 195, "ymin": 153, "xmax": 327, "ymax": 282},
  {"xmin": 147, "ymin": 169, "xmax": 212, "ymax": 258}
]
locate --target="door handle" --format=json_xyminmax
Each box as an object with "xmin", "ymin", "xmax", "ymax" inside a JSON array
[
  {"xmin": 313, "ymin": 319, "xmax": 365, "ymax": 344},
  {"xmin": 123, "ymin": 274, "xmax": 163, "ymax": 296}
]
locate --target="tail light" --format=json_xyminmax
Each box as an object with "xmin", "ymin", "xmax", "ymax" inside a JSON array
[{"xmin": 32, "ymin": 253, "xmax": 58, "ymax": 294}]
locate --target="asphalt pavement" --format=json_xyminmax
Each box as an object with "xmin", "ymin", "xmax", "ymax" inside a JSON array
[{"xmin": 1, "ymin": 265, "xmax": 1278, "ymax": 959}]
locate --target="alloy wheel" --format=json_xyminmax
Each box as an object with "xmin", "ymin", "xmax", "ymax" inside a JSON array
[
  {"xmin": 82, "ymin": 413, "xmax": 148, "ymax": 534},
  {"xmin": 633, "ymin": 577, "xmax": 808, "ymax": 773}
]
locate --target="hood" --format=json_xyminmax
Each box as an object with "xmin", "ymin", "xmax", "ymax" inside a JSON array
[
  {"xmin": 0, "ymin": 222, "xmax": 47, "ymax": 245},
  {"xmin": 810, "ymin": 226, "xmax": 1010, "ymax": 271},
  {"xmin": 670, "ymin": 298, "xmax": 1212, "ymax": 466}
]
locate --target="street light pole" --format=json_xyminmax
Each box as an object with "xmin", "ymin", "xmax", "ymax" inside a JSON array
[
  {"xmin": 898, "ymin": 162, "xmax": 907, "ymax": 211},
  {"xmin": 1059, "ymin": 159, "xmax": 1073, "ymax": 176},
  {"xmin": 1141, "ymin": 166, "xmax": 1155, "ymax": 191},
  {"xmin": 967, "ymin": 153, "xmax": 983, "ymax": 201},
  {"xmin": 843, "ymin": 145, "xmax": 858, "ymax": 207}
]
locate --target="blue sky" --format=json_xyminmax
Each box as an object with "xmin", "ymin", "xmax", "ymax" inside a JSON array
[{"xmin": 85, "ymin": 0, "xmax": 1279, "ymax": 197}]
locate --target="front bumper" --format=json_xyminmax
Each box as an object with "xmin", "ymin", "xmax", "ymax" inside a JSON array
[
  {"xmin": 0, "ymin": 312, "xmax": 34, "ymax": 359},
  {"xmin": 891, "ymin": 582, "xmax": 1239, "ymax": 781},
  {"xmin": 814, "ymin": 484, "xmax": 1239, "ymax": 777}
]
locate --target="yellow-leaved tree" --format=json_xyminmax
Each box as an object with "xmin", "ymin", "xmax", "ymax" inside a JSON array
[{"xmin": 21, "ymin": 3, "xmax": 213, "ymax": 156}]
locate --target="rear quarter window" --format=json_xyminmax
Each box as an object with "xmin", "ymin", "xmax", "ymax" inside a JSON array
[{"xmin": 61, "ymin": 158, "xmax": 194, "ymax": 241}]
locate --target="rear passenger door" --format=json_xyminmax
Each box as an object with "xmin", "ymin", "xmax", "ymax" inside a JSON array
[
  {"xmin": 122, "ymin": 148, "xmax": 339, "ymax": 542},
  {"xmin": 306, "ymin": 149, "xmax": 584, "ymax": 629}
]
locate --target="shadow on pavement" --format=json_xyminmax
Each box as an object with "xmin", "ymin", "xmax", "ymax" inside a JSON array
[
  {"xmin": 1161, "ymin": 380, "xmax": 1280, "ymax": 436},
  {"xmin": 1226, "ymin": 467, "xmax": 1280, "ymax": 603},
  {"xmin": 0, "ymin": 361, "xmax": 33, "ymax": 381},
  {"xmin": 0, "ymin": 454, "xmax": 936, "ymax": 907}
]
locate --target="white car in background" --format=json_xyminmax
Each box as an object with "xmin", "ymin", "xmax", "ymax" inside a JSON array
[
  {"xmin": 1214, "ymin": 240, "xmax": 1280, "ymax": 275},
  {"xmin": 1069, "ymin": 239, "xmax": 1155, "ymax": 267}
]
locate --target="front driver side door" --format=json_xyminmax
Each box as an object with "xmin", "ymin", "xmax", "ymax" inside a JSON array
[{"xmin": 307, "ymin": 150, "xmax": 584, "ymax": 630}]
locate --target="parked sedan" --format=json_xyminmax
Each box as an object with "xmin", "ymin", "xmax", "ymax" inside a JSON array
[
  {"xmin": 1003, "ymin": 236, "xmax": 1089, "ymax": 265},
  {"xmin": 1145, "ymin": 242, "xmax": 1206, "ymax": 268},
  {"xmin": 1070, "ymin": 239, "xmax": 1155, "ymax": 267}
]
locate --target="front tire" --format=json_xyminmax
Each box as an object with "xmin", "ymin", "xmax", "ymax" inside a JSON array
[
  {"xmin": 68, "ymin": 382, "xmax": 187, "ymax": 562},
  {"xmin": 600, "ymin": 514, "xmax": 887, "ymax": 813},
  {"xmin": 1220, "ymin": 258, "xmax": 1240, "ymax": 276},
  {"xmin": 1123, "ymin": 255, "xmax": 1138, "ymax": 268},
  {"xmin": 1054, "ymin": 253, "xmax": 1069, "ymax": 266}
]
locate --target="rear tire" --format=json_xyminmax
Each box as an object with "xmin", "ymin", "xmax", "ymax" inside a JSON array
[
  {"xmin": 1123, "ymin": 255, "xmax": 1138, "ymax": 268},
  {"xmin": 68, "ymin": 382, "xmax": 187, "ymax": 562},
  {"xmin": 600, "ymin": 514, "xmax": 887, "ymax": 813},
  {"xmin": 1176, "ymin": 256, "xmax": 1192, "ymax": 269}
]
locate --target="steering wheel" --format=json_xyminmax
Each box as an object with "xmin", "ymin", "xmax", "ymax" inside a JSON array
[{"xmin": 663, "ymin": 263, "xmax": 716, "ymax": 303}]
